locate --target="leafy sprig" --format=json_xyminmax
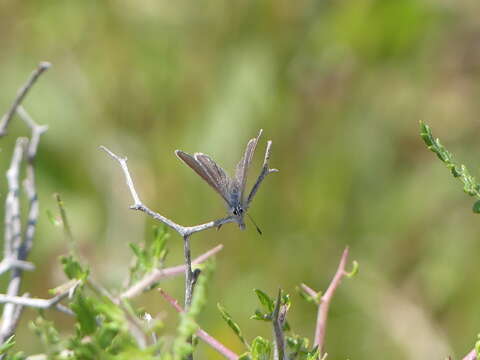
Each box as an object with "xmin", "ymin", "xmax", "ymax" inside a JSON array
[{"xmin": 420, "ymin": 121, "xmax": 480, "ymax": 212}]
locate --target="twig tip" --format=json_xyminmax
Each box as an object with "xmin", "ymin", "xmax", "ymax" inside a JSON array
[{"xmin": 39, "ymin": 62, "xmax": 52, "ymax": 70}]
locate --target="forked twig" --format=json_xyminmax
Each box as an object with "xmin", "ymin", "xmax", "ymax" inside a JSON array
[{"xmin": 247, "ymin": 140, "xmax": 278, "ymax": 206}]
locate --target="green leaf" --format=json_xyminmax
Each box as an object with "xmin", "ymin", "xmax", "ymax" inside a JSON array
[
  {"xmin": 250, "ymin": 309, "xmax": 270, "ymax": 321},
  {"xmin": 0, "ymin": 335, "xmax": 15, "ymax": 355},
  {"xmin": 250, "ymin": 336, "xmax": 272, "ymax": 360},
  {"xmin": 420, "ymin": 122, "xmax": 480, "ymax": 200},
  {"xmin": 254, "ymin": 289, "xmax": 275, "ymax": 313},
  {"xmin": 305, "ymin": 346, "xmax": 320, "ymax": 360},
  {"xmin": 46, "ymin": 209, "xmax": 61, "ymax": 226},
  {"xmin": 70, "ymin": 294, "xmax": 98, "ymax": 336},
  {"xmin": 346, "ymin": 260, "xmax": 359, "ymax": 278},
  {"xmin": 473, "ymin": 200, "xmax": 480, "ymax": 214},
  {"xmin": 217, "ymin": 303, "xmax": 248, "ymax": 347},
  {"xmin": 61, "ymin": 255, "xmax": 89, "ymax": 281},
  {"xmin": 30, "ymin": 317, "xmax": 61, "ymax": 357},
  {"xmin": 237, "ymin": 353, "xmax": 251, "ymax": 360},
  {"xmin": 152, "ymin": 225, "xmax": 169, "ymax": 262},
  {"xmin": 296, "ymin": 286, "xmax": 321, "ymax": 305}
]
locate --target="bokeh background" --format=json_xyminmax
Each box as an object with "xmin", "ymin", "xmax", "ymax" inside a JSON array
[{"xmin": 1, "ymin": 0, "xmax": 480, "ymax": 358}]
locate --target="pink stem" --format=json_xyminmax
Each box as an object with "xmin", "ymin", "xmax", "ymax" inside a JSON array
[
  {"xmin": 159, "ymin": 289, "xmax": 239, "ymax": 360},
  {"xmin": 314, "ymin": 247, "xmax": 350, "ymax": 357},
  {"xmin": 463, "ymin": 349, "xmax": 477, "ymax": 360}
]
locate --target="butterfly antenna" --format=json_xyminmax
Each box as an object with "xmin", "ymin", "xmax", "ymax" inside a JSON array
[{"xmin": 247, "ymin": 213, "xmax": 263, "ymax": 235}]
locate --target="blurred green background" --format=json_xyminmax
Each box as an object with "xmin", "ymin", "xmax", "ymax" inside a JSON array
[{"xmin": 1, "ymin": 0, "xmax": 480, "ymax": 358}]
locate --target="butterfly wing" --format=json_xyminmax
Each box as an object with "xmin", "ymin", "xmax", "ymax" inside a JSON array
[
  {"xmin": 175, "ymin": 150, "xmax": 231, "ymax": 205},
  {"xmin": 234, "ymin": 129, "xmax": 262, "ymax": 204},
  {"xmin": 194, "ymin": 153, "xmax": 233, "ymax": 205}
]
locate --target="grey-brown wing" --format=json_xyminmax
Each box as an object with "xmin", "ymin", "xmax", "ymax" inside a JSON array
[
  {"xmin": 194, "ymin": 153, "xmax": 232, "ymax": 205},
  {"xmin": 175, "ymin": 150, "xmax": 230, "ymax": 204},
  {"xmin": 234, "ymin": 129, "xmax": 262, "ymax": 203}
]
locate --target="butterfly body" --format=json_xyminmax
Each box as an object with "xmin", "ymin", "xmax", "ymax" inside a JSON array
[{"xmin": 175, "ymin": 129, "xmax": 267, "ymax": 231}]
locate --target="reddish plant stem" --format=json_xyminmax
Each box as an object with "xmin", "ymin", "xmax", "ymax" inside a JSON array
[
  {"xmin": 159, "ymin": 289, "xmax": 239, "ymax": 360},
  {"xmin": 314, "ymin": 247, "xmax": 350, "ymax": 357}
]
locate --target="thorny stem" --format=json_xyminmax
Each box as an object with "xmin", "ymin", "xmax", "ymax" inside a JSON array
[{"xmin": 160, "ymin": 289, "xmax": 239, "ymax": 360}]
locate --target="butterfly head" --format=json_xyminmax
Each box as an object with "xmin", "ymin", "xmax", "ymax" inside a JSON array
[{"xmin": 231, "ymin": 205, "xmax": 246, "ymax": 230}]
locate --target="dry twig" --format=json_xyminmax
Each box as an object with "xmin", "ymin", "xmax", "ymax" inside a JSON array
[
  {"xmin": 0, "ymin": 63, "xmax": 50, "ymax": 347},
  {"xmin": 0, "ymin": 62, "xmax": 50, "ymax": 137}
]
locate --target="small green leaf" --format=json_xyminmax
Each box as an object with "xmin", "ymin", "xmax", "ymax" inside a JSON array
[
  {"xmin": 152, "ymin": 226, "xmax": 169, "ymax": 261},
  {"xmin": 217, "ymin": 303, "xmax": 248, "ymax": 347},
  {"xmin": 70, "ymin": 294, "xmax": 98, "ymax": 336},
  {"xmin": 46, "ymin": 210, "xmax": 61, "ymax": 226},
  {"xmin": 250, "ymin": 309, "xmax": 270, "ymax": 321},
  {"xmin": 346, "ymin": 260, "xmax": 359, "ymax": 278},
  {"xmin": 61, "ymin": 255, "xmax": 89, "ymax": 281},
  {"xmin": 473, "ymin": 201, "xmax": 480, "ymax": 214},
  {"xmin": 250, "ymin": 336, "xmax": 272, "ymax": 360},
  {"xmin": 238, "ymin": 353, "xmax": 251, "ymax": 360},
  {"xmin": 254, "ymin": 289, "xmax": 274, "ymax": 313},
  {"xmin": 0, "ymin": 335, "xmax": 15, "ymax": 354},
  {"xmin": 296, "ymin": 286, "xmax": 321, "ymax": 305},
  {"xmin": 306, "ymin": 346, "xmax": 320, "ymax": 360},
  {"xmin": 129, "ymin": 243, "xmax": 143, "ymax": 259}
]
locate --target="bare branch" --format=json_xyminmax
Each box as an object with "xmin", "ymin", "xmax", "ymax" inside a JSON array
[
  {"xmin": 160, "ymin": 289, "xmax": 239, "ymax": 360},
  {"xmin": 312, "ymin": 247, "xmax": 351, "ymax": 357},
  {"xmin": 183, "ymin": 234, "xmax": 194, "ymax": 310},
  {"xmin": 0, "ymin": 139, "xmax": 28, "ymax": 344},
  {"xmin": 0, "ymin": 62, "xmax": 51, "ymax": 137},
  {"xmin": 0, "ymin": 259, "xmax": 35, "ymax": 275},
  {"xmin": 4, "ymin": 138, "xmax": 26, "ymax": 258},
  {"xmin": 1, "ymin": 103, "xmax": 48, "ymax": 345},
  {"xmin": 121, "ymin": 244, "xmax": 224, "ymax": 299},
  {"xmin": 247, "ymin": 140, "xmax": 278, "ymax": 207},
  {"xmin": 16, "ymin": 106, "xmax": 48, "ymax": 160},
  {"xmin": 0, "ymin": 292, "xmax": 70, "ymax": 309}
]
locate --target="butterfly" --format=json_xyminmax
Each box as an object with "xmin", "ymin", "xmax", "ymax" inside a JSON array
[{"xmin": 175, "ymin": 129, "xmax": 271, "ymax": 233}]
